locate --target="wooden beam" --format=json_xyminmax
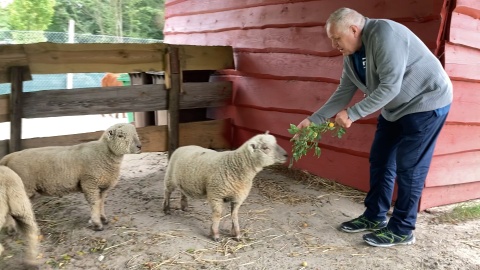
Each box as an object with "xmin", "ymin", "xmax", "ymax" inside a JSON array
[
  {"xmin": 0, "ymin": 95, "xmax": 8, "ymax": 123},
  {"xmin": 8, "ymin": 81, "xmax": 231, "ymax": 120},
  {"xmin": 167, "ymin": 45, "xmax": 181, "ymax": 158},
  {"xmin": 23, "ymin": 84, "xmax": 166, "ymax": 118},
  {"xmin": 0, "ymin": 43, "xmax": 166, "ymax": 82},
  {"xmin": 0, "ymin": 46, "xmax": 30, "ymax": 83},
  {"xmin": 25, "ymin": 42, "xmax": 167, "ymax": 75},
  {"xmin": 9, "ymin": 66, "xmax": 29, "ymax": 153},
  {"xmin": 180, "ymin": 45, "xmax": 235, "ymax": 70},
  {"xmin": 0, "ymin": 43, "xmax": 234, "ymax": 83}
]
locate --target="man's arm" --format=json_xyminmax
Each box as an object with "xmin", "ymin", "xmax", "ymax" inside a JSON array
[{"xmin": 308, "ymin": 67, "xmax": 358, "ymax": 124}]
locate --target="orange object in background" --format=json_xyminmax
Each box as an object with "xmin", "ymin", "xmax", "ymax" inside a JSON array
[
  {"xmin": 100, "ymin": 73, "xmax": 126, "ymax": 118},
  {"xmin": 101, "ymin": 73, "xmax": 124, "ymax": 87}
]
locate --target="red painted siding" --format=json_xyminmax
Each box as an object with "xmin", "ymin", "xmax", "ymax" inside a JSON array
[{"xmin": 164, "ymin": 0, "xmax": 480, "ymax": 210}]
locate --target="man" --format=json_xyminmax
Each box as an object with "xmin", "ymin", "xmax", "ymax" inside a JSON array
[{"xmin": 295, "ymin": 7, "xmax": 453, "ymax": 247}]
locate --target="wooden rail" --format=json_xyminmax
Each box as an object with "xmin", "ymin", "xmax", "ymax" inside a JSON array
[{"xmin": 0, "ymin": 43, "xmax": 234, "ymax": 82}]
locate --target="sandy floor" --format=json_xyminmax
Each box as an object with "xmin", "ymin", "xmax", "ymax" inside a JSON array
[{"xmin": 0, "ymin": 149, "xmax": 479, "ymax": 270}]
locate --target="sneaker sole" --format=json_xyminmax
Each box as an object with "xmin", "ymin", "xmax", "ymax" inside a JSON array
[
  {"xmin": 364, "ymin": 236, "xmax": 416, "ymax": 247},
  {"xmin": 341, "ymin": 226, "xmax": 387, "ymax": 233}
]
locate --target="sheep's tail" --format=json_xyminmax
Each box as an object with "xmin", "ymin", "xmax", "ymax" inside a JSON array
[{"xmin": 8, "ymin": 192, "xmax": 40, "ymax": 265}]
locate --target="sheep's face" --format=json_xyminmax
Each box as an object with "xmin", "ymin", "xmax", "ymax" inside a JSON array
[
  {"xmin": 248, "ymin": 134, "xmax": 288, "ymax": 167},
  {"xmin": 103, "ymin": 123, "xmax": 142, "ymax": 155}
]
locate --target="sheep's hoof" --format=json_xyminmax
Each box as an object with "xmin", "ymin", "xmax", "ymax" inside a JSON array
[
  {"xmin": 23, "ymin": 259, "xmax": 40, "ymax": 270},
  {"xmin": 92, "ymin": 225, "xmax": 104, "ymax": 231},
  {"xmin": 5, "ymin": 226, "xmax": 17, "ymax": 236},
  {"xmin": 233, "ymin": 236, "xmax": 241, "ymax": 242},
  {"xmin": 101, "ymin": 216, "xmax": 109, "ymax": 225},
  {"xmin": 163, "ymin": 208, "xmax": 171, "ymax": 215},
  {"xmin": 212, "ymin": 236, "xmax": 220, "ymax": 242},
  {"xmin": 90, "ymin": 222, "xmax": 104, "ymax": 231}
]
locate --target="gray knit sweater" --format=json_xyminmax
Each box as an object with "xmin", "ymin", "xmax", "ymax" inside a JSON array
[{"xmin": 309, "ymin": 18, "xmax": 453, "ymax": 124}]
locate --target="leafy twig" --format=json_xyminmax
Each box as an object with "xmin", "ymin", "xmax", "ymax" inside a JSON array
[{"xmin": 287, "ymin": 121, "xmax": 346, "ymax": 168}]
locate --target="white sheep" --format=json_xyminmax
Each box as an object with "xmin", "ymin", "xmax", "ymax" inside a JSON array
[
  {"xmin": 0, "ymin": 165, "xmax": 40, "ymax": 267},
  {"xmin": 163, "ymin": 132, "xmax": 288, "ymax": 241},
  {"xmin": 0, "ymin": 123, "xmax": 141, "ymax": 231}
]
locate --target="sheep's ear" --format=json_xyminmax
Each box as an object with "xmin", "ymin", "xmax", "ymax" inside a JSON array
[
  {"xmin": 265, "ymin": 130, "xmax": 270, "ymax": 135},
  {"xmin": 107, "ymin": 129, "xmax": 116, "ymax": 139}
]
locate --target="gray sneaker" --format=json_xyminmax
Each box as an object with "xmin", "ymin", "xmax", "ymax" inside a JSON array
[
  {"xmin": 363, "ymin": 228, "xmax": 416, "ymax": 247},
  {"xmin": 340, "ymin": 215, "xmax": 387, "ymax": 233}
]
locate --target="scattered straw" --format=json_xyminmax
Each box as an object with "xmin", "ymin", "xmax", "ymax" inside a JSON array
[{"xmin": 265, "ymin": 165, "xmax": 366, "ymax": 204}]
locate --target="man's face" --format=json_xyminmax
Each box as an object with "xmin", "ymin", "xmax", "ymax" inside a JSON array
[{"xmin": 327, "ymin": 24, "xmax": 362, "ymax": 56}]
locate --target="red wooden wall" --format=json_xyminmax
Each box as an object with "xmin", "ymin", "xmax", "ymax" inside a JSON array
[
  {"xmin": 164, "ymin": 0, "xmax": 480, "ymax": 210},
  {"xmin": 421, "ymin": 0, "xmax": 480, "ymax": 210}
]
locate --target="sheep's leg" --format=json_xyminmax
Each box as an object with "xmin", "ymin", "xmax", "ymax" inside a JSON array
[
  {"xmin": 230, "ymin": 201, "xmax": 243, "ymax": 241},
  {"xmin": 163, "ymin": 193, "xmax": 171, "ymax": 214},
  {"xmin": 82, "ymin": 187, "xmax": 104, "ymax": 231},
  {"xmin": 14, "ymin": 215, "xmax": 39, "ymax": 267},
  {"xmin": 0, "ymin": 208, "xmax": 5, "ymax": 256},
  {"xmin": 99, "ymin": 190, "xmax": 109, "ymax": 225},
  {"xmin": 180, "ymin": 193, "xmax": 188, "ymax": 211},
  {"xmin": 210, "ymin": 200, "xmax": 223, "ymax": 242},
  {"xmin": 163, "ymin": 185, "xmax": 174, "ymax": 215},
  {"xmin": 4, "ymin": 214, "xmax": 17, "ymax": 235}
]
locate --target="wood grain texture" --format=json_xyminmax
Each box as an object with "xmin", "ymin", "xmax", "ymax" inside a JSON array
[
  {"xmin": 180, "ymin": 45, "xmax": 235, "ymax": 70},
  {"xmin": 448, "ymin": 80, "xmax": 480, "ymax": 124},
  {"xmin": 235, "ymin": 51, "xmax": 343, "ymax": 80},
  {"xmin": 165, "ymin": 22, "xmax": 440, "ymax": 53},
  {"xmin": 211, "ymin": 75, "xmax": 368, "ymax": 115},
  {"xmin": 0, "ymin": 95, "xmax": 9, "ymax": 122},
  {"xmin": 445, "ymin": 42, "xmax": 480, "ymax": 82},
  {"xmin": 449, "ymin": 12, "xmax": 480, "ymax": 49},
  {"xmin": 9, "ymin": 67, "xmax": 28, "ymax": 153},
  {"xmin": 10, "ymin": 82, "xmax": 231, "ymax": 120},
  {"xmin": 0, "ymin": 43, "xmax": 235, "ymax": 83},
  {"xmin": 165, "ymin": 0, "xmax": 444, "ymax": 21},
  {"xmin": 426, "ymin": 151, "xmax": 480, "ymax": 187},
  {"xmin": 0, "ymin": 119, "xmax": 231, "ymax": 159},
  {"xmin": 420, "ymin": 181, "xmax": 480, "ymax": 210},
  {"xmin": 454, "ymin": 0, "xmax": 480, "ymax": 19}
]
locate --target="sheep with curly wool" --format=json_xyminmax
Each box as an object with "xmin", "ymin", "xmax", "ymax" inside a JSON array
[
  {"xmin": 0, "ymin": 165, "xmax": 40, "ymax": 267},
  {"xmin": 163, "ymin": 132, "xmax": 288, "ymax": 241},
  {"xmin": 0, "ymin": 123, "xmax": 141, "ymax": 231}
]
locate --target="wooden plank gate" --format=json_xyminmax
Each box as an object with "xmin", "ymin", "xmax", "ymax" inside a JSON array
[{"xmin": 0, "ymin": 42, "xmax": 235, "ymax": 157}]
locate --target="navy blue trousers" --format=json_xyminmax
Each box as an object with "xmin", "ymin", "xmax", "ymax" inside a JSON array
[{"xmin": 363, "ymin": 110, "xmax": 448, "ymax": 235}]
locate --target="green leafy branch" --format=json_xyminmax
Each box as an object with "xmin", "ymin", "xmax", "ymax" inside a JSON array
[{"xmin": 287, "ymin": 120, "xmax": 346, "ymax": 168}]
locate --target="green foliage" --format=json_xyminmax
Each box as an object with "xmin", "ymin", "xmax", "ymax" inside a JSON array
[
  {"xmin": 48, "ymin": 0, "xmax": 164, "ymax": 40},
  {"xmin": 287, "ymin": 121, "xmax": 346, "ymax": 168},
  {"xmin": 437, "ymin": 203, "xmax": 480, "ymax": 223},
  {"xmin": 0, "ymin": 8, "xmax": 9, "ymax": 30},
  {"xmin": 8, "ymin": 0, "xmax": 56, "ymax": 31}
]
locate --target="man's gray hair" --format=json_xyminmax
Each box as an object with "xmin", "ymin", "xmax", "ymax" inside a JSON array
[{"xmin": 326, "ymin": 7, "xmax": 365, "ymax": 33}]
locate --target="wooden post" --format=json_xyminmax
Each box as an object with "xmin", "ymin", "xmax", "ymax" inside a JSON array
[
  {"xmin": 166, "ymin": 45, "xmax": 181, "ymax": 159},
  {"xmin": 9, "ymin": 66, "xmax": 29, "ymax": 153}
]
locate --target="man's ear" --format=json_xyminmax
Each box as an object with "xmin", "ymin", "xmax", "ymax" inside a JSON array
[{"xmin": 351, "ymin": 25, "xmax": 360, "ymax": 37}]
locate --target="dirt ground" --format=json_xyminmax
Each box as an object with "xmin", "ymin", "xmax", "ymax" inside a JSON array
[{"xmin": 1, "ymin": 151, "xmax": 479, "ymax": 270}]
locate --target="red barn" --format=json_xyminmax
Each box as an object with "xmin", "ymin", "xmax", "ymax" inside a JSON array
[{"xmin": 164, "ymin": 0, "xmax": 480, "ymax": 210}]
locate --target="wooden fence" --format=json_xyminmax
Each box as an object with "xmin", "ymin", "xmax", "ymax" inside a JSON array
[{"xmin": 0, "ymin": 42, "xmax": 234, "ymax": 157}]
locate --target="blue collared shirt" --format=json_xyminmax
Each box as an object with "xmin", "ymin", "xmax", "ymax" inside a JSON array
[{"xmin": 352, "ymin": 43, "xmax": 366, "ymax": 84}]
